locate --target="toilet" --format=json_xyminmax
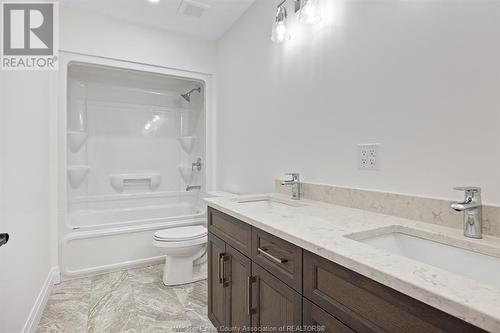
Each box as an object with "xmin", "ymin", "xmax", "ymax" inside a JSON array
[{"xmin": 153, "ymin": 225, "xmax": 208, "ymax": 286}]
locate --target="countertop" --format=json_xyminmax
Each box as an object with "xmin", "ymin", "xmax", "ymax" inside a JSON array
[{"xmin": 205, "ymin": 193, "xmax": 500, "ymax": 332}]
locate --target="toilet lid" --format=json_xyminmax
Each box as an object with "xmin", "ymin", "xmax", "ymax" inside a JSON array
[{"xmin": 154, "ymin": 226, "xmax": 207, "ymax": 242}]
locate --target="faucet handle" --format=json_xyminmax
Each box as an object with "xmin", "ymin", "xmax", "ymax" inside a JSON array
[
  {"xmin": 283, "ymin": 173, "xmax": 299, "ymax": 181},
  {"xmin": 454, "ymin": 187, "xmax": 481, "ymax": 203},
  {"xmin": 454, "ymin": 187, "xmax": 481, "ymax": 194}
]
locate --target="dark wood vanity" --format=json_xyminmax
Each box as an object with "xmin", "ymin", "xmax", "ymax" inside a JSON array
[{"xmin": 207, "ymin": 207, "xmax": 487, "ymax": 333}]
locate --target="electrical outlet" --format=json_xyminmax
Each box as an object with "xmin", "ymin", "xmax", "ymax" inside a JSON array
[{"xmin": 358, "ymin": 144, "xmax": 380, "ymax": 170}]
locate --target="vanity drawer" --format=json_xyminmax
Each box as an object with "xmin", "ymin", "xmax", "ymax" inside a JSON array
[
  {"xmin": 303, "ymin": 299, "xmax": 356, "ymax": 333},
  {"xmin": 251, "ymin": 227, "xmax": 302, "ymax": 292},
  {"xmin": 208, "ymin": 207, "xmax": 252, "ymax": 256},
  {"xmin": 303, "ymin": 251, "xmax": 486, "ymax": 333}
]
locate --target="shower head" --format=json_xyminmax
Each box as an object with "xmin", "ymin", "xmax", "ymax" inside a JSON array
[{"xmin": 181, "ymin": 86, "xmax": 201, "ymax": 102}]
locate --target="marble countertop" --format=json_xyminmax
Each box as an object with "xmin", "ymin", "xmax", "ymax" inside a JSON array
[{"xmin": 205, "ymin": 193, "xmax": 500, "ymax": 332}]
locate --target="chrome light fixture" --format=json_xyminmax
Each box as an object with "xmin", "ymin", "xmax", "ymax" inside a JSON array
[
  {"xmin": 271, "ymin": 0, "xmax": 291, "ymax": 43},
  {"xmin": 296, "ymin": 0, "xmax": 321, "ymax": 25}
]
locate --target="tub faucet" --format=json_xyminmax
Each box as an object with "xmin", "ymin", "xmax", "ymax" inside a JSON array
[
  {"xmin": 451, "ymin": 187, "xmax": 483, "ymax": 239},
  {"xmin": 186, "ymin": 185, "xmax": 201, "ymax": 191},
  {"xmin": 281, "ymin": 173, "xmax": 300, "ymax": 200}
]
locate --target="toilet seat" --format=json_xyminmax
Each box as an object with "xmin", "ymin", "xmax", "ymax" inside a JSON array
[
  {"xmin": 153, "ymin": 235, "xmax": 207, "ymax": 248},
  {"xmin": 154, "ymin": 225, "xmax": 207, "ymax": 242}
]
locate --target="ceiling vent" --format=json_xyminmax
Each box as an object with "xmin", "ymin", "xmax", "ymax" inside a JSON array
[{"xmin": 178, "ymin": 0, "xmax": 211, "ymax": 19}]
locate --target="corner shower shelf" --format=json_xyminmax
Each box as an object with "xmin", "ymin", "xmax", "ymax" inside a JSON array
[
  {"xmin": 178, "ymin": 165, "xmax": 194, "ymax": 183},
  {"xmin": 67, "ymin": 131, "xmax": 88, "ymax": 152},
  {"xmin": 178, "ymin": 136, "xmax": 197, "ymax": 154},
  {"xmin": 68, "ymin": 165, "xmax": 90, "ymax": 188},
  {"xmin": 110, "ymin": 173, "xmax": 161, "ymax": 192}
]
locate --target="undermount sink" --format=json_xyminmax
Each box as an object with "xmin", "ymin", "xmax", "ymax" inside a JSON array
[
  {"xmin": 235, "ymin": 197, "xmax": 305, "ymax": 209},
  {"xmin": 359, "ymin": 232, "xmax": 500, "ymax": 289}
]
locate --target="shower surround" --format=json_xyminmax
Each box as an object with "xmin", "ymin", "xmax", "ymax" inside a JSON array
[{"xmin": 61, "ymin": 61, "xmax": 209, "ymax": 279}]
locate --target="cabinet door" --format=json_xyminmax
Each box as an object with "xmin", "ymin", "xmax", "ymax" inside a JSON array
[
  {"xmin": 225, "ymin": 244, "xmax": 252, "ymax": 330},
  {"xmin": 250, "ymin": 263, "xmax": 302, "ymax": 332},
  {"xmin": 208, "ymin": 233, "xmax": 227, "ymax": 329},
  {"xmin": 303, "ymin": 299, "xmax": 356, "ymax": 333}
]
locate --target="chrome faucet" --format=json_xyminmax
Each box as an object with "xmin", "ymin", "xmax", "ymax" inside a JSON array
[
  {"xmin": 451, "ymin": 187, "xmax": 483, "ymax": 239},
  {"xmin": 281, "ymin": 173, "xmax": 300, "ymax": 200},
  {"xmin": 192, "ymin": 158, "xmax": 202, "ymax": 171}
]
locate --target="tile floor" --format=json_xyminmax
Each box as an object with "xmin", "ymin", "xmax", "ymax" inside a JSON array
[{"xmin": 36, "ymin": 264, "xmax": 214, "ymax": 333}]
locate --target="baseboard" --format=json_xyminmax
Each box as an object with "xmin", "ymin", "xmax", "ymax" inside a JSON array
[{"xmin": 22, "ymin": 267, "xmax": 60, "ymax": 333}]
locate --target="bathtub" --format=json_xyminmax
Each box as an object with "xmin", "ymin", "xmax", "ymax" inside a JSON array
[{"xmin": 61, "ymin": 192, "xmax": 207, "ymax": 278}]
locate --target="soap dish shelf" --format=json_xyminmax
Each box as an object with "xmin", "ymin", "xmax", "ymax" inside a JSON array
[
  {"xmin": 67, "ymin": 131, "xmax": 88, "ymax": 152},
  {"xmin": 110, "ymin": 174, "xmax": 161, "ymax": 192},
  {"xmin": 178, "ymin": 136, "xmax": 197, "ymax": 154},
  {"xmin": 68, "ymin": 165, "xmax": 90, "ymax": 188}
]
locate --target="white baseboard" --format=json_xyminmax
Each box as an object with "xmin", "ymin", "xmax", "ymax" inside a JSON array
[{"xmin": 22, "ymin": 267, "xmax": 60, "ymax": 333}]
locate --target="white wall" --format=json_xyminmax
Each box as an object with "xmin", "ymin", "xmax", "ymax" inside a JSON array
[
  {"xmin": 60, "ymin": 5, "xmax": 217, "ymax": 74},
  {"xmin": 0, "ymin": 5, "xmax": 216, "ymax": 331},
  {"xmin": 0, "ymin": 71, "xmax": 53, "ymax": 332},
  {"xmin": 216, "ymin": 0, "xmax": 500, "ymax": 204}
]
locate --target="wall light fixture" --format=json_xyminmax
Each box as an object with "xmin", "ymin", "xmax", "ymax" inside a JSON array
[
  {"xmin": 296, "ymin": 0, "xmax": 321, "ymax": 25},
  {"xmin": 271, "ymin": 0, "xmax": 323, "ymax": 43},
  {"xmin": 271, "ymin": 0, "xmax": 291, "ymax": 43}
]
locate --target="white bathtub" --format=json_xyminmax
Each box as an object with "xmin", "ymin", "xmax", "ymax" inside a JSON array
[{"xmin": 61, "ymin": 192, "xmax": 207, "ymax": 278}]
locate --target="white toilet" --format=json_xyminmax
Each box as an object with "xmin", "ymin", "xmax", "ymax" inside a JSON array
[{"xmin": 153, "ymin": 225, "xmax": 208, "ymax": 286}]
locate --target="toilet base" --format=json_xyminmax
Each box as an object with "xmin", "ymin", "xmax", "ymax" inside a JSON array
[
  {"xmin": 162, "ymin": 247, "xmax": 207, "ymax": 286},
  {"xmin": 163, "ymin": 268, "xmax": 206, "ymax": 286}
]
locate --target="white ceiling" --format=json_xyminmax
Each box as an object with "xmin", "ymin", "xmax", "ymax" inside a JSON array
[{"xmin": 59, "ymin": 0, "xmax": 256, "ymax": 41}]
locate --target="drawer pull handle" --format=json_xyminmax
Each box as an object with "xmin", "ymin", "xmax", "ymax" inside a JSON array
[
  {"xmin": 247, "ymin": 276, "xmax": 256, "ymax": 316},
  {"xmin": 219, "ymin": 253, "xmax": 230, "ymax": 287},
  {"xmin": 223, "ymin": 255, "xmax": 230, "ymax": 287},
  {"xmin": 258, "ymin": 247, "xmax": 288, "ymax": 264},
  {"xmin": 218, "ymin": 253, "xmax": 225, "ymax": 284}
]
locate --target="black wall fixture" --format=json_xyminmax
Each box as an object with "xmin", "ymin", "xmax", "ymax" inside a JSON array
[{"xmin": 0, "ymin": 233, "xmax": 9, "ymax": 247}]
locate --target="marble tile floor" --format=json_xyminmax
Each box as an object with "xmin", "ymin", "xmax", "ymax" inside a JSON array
[{"xmin": 37, "ymin": 264, "xmax": 215, "ymax": 333}]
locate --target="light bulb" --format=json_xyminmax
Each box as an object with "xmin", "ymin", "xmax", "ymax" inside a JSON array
[
  {"xmin": 271, "ymin": 4, "xmax": 291, "ymax": 43},
  {"xmin": 299, "ymin": 0, "xmax": 321, "ymax": 25},
  {"xmin": 271, "ymin": 21, "xmax": 290, "ymax": 43}
]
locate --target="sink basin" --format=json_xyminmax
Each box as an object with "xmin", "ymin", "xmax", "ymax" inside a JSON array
[
  {"xmin": 235, "ymin": 197, "xmax": 304, "ymax": 209},
  {"xmin": 359, "ymin": 232, "xmax": 500, "ymax": 288}
]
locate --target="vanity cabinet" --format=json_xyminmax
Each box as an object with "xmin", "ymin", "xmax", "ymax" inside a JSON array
[
  {"xmin": 208, "ymin": 208, "xmax": 302, "ymax": 332},
  {"xmin": 207, "ymin": 207, "xmax": 487, "ymax": 333}
]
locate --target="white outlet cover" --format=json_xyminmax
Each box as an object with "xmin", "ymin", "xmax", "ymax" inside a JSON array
[{"xmin": 358, "ymin": 144, "xmax": 380, "ymax": 170}]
